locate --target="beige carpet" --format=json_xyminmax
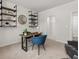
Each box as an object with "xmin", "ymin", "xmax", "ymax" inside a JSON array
[{"xmin": 0, "ymin": 39, "xmax": 69, "ymax": 59}]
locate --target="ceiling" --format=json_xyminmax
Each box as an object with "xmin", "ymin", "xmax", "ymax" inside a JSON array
[{"xmin": 9, "ymin": 0, "xmax": 74, "ymax": 12}]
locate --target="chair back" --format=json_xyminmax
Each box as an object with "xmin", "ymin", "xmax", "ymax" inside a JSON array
[{"xmin": 32, "ymin": 35, "xmax": 47, "ymax": 45}]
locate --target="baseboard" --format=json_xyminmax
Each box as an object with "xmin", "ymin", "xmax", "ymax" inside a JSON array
[
  {"xmin": 48, "ymin": 37, "xmax": 67, "ymax": 44},
  {"xmin": 54, "ymin": 39, "xmax": 67, "ymax": 44},
  {"xmin": 0, "ymin": 41, "xmax": 21, "ymax": 47},
  {"xmin": 0, "ymin": 38, "xmax": 67, "ymax": 47}
]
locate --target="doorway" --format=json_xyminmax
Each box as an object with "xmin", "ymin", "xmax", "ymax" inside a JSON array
[{"xmin": 72, "ymin": 11, "xmax": 78, "ymax": 41}]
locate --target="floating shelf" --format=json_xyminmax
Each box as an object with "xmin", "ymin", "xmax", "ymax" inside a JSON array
[
  {"xmin": 0, "ymin": 13, "xmax": 16, "ymax": 17},
  {"xmin": 29, "ymin": 18, "xmax": 37, "ymax": 20},
  {"xmin": 29, "ymin": 11, "xmax": 38, "ymax": 28},
  {"xmin": 1, "ymin": 25, "xmax": 16, "ymax": 27},
  {"xmin": 1, "ymin": 6, "xmax": 16, "ymax": 12},
  {"xmin": 29, "ymin": 26, "xmax": 38, "ymax": 27},
  {"xmin": 29, "ymin": 14, "xmax": 37, "ymax": 17},
  {"xmin": 0, "ymin": 0, "xmax": 17, "ymax": 27},
  {"xmin": 29, "ymin": 22, "xmax": 38, "ymax": 24},
  {"xmin": 0, "ymin": 19, "xmax": 16, "ymax": 22}
]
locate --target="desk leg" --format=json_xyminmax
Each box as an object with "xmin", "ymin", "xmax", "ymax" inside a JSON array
[
  {"xmin": 21, "ymin": 37, "xmax": 23, "ymax": 49},
  {"xmin": 25, "ymin": 39, "xmax": 28, "ymax": 51},
  {"xmin": 21, "ymin": 37, "xmax": 28, "ymax": 52}
]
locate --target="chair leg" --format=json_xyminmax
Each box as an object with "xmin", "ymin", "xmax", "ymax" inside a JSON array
[
  {"xmin": 32, "ymin": 44, "xmax": 34, "ymax": 50},
  {"xmin": 42, "ymin": 44, "xmax": 45, "ymax": 50},
  {"xmin": 38, "ymin": 45, "xmax": 40, "ymax": 55}
]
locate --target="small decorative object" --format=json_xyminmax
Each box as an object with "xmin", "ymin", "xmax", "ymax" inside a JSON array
[
  {"xmin": 18, "ymin": 15, "xmax": 27, "ymax": 25},
  {"xmin": 3, "ymin": 22, "xmax": 10, "ymax": 26},
  {"xmin": 8, "ymin": 11, "xmax": 13, "ymax": 15},
  {"xmin": 7, "ymin": 17, "xmax": 11, "ymax": 20},
  {"xmin": 4, "ymin": 10, "xmax": 7, "ymax": 13},
  {"xmin": 23, "ymin": 28, "xmax": 27, "ymax": 35},
  {"xmin": 24, "ymin": 32, "xmax": 27, "ymax": 36},
  {"xmin": 23, "ymin": 28, "xmax": 27, "ymax": 32},
  {"xmin": 5, "ymin": 22, "xmax": 9, "ymax": 25},
  {"xmin": 10, "ymin": 22, "xmax": 16, "ymax": 26}
]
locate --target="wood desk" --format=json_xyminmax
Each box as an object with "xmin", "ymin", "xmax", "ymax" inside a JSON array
[
  {"xmin": 20, "ymin": 33, "xmax": 41, "ymax": 52},
  {"xmin": 20, "ymin": 34, "xmax": 33, "ymax": 52}
]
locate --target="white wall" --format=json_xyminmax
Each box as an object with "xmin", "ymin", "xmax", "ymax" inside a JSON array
[
  {"xmin": 38, "ymin": 0, "xmax": 78, "ymax": 43},
  {"xmin": 0, "ymin": 0, "xmax": 39, "ymax": 47}
]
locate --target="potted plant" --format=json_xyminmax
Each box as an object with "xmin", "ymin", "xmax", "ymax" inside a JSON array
[{"xmin": 23, "ymin": 28, "xmax": 31, "ymax": 35}]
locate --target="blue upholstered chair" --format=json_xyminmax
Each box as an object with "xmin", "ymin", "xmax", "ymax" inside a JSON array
[{"xmin": 32, "ymin": 35, "xmax": 47, "ymax": 55}]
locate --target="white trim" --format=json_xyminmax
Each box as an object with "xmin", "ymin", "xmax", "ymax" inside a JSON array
[
  {"xmin": 48, "ymin": 37, "xmax": 67, "ymax": 44},
  {"xmin": 54, "ymin": 39, "xmax": 67, "ymax": 44},
  {"xmin": 0, "ymin": 41, "xmax": 21, "ymax": 47}
]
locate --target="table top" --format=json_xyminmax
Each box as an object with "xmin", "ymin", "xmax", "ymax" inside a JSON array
[
  {"xmin": 19, "ymin": 34, "xmax": 33, "ymax": 37},
  {"xmin": 19, "ymin": 32, "xmax": 42, "ymax": 38}
]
